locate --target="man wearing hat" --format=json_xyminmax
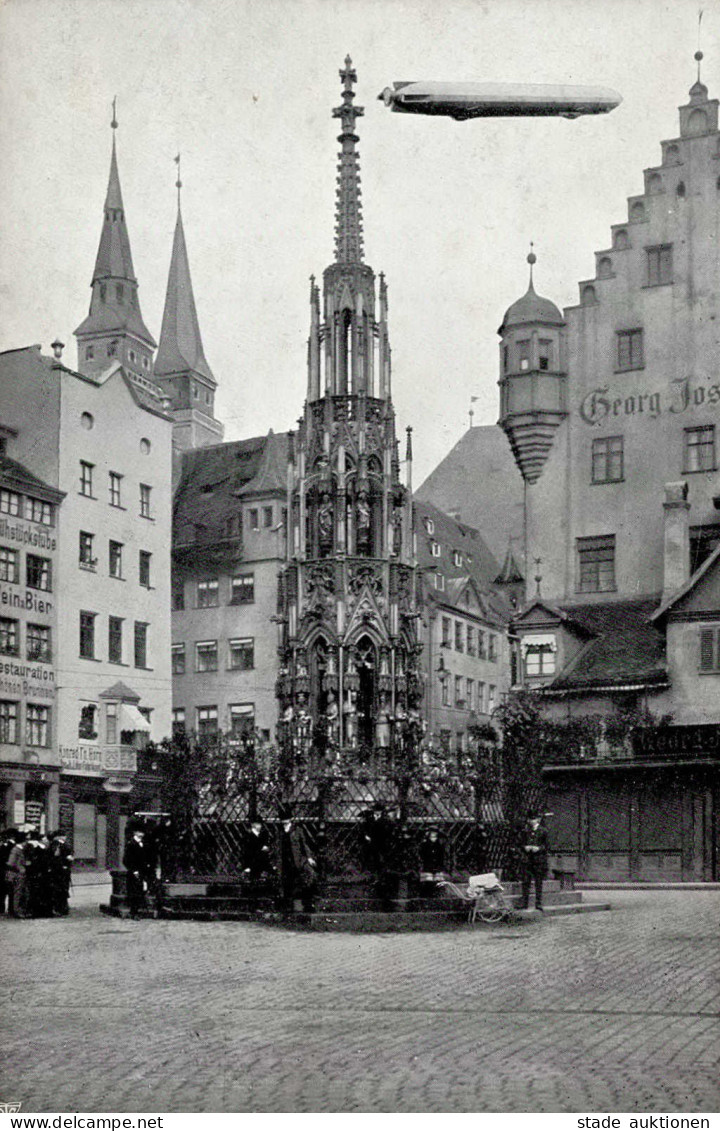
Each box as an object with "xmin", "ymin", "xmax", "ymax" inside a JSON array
[
  {"xmin": 279, "ymin": 812, "xmax": 316, "ymax": 912},
  {"xmin": 123, "ymin": 828, "xmax": 151, "ymax": 919},
  {"xmin": 521, "ymin": 813, "xmax": 549, "ymax": 911}
]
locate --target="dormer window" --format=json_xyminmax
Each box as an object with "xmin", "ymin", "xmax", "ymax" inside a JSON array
[
  {"xmin": 431, "ymin": 541, "xmax": 441, "ymax": 557},
  {"xmin": 453, "ymin": 550, "xmax": 462, "ymax": 567},
  {"xmin": 522, "ymin": 634, "xmax": 557, "ymax": 678},
  {"xmin": 423, "ymin": 517, "xmax": 434, "ymax": 535}
]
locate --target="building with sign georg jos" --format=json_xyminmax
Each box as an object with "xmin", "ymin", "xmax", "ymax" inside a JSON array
[{"xmin": 501, "ymin": 68, "xmax": 720, "ymax": 882}]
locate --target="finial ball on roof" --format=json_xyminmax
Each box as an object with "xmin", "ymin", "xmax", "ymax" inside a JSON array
[
  {"xmin": 695, "ymin": 50, "xmax": 704, "ymax": 62},
  {"xmin": 527, "ymin": 251, "xmax": 537, "ymax": 266}
]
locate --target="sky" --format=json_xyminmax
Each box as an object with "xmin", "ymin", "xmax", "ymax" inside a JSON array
[{"xmin": 0, "ymin": 0, "xmax": 715, "ymax": 485}]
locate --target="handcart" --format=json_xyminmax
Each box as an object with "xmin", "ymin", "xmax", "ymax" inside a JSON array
[{"xmin": 438, "ymin": 872, "xmax": 514, "ymax": 924}]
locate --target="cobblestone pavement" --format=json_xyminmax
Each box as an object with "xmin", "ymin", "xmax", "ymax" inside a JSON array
[{"xmin": 1, "ymin": 889, "xmax": 719, "ymax": 1114}]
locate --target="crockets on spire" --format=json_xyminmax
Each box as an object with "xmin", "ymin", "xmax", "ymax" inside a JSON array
[{"xmin": 333, "ymin": 55, "xmax": 364, "ymax": 264}]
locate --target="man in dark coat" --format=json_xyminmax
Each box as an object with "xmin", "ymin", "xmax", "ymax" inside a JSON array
[
  {"xmin": 520, "ymin": 814, "xmax": 549, "ymax": 911},
  {"xmin": 0, "ymin": 830, "xmax": 17, "ymax": 915},
  {"xmin": 243, "ymin": 820, "xmax": 272, "ymax": 882},
  {"xmin": 280, "ymin": 816, "xmax": 316, "ymax": 912},
  {"xmin": 5, "ymin": 832, "xmax": 27, "ymax": 918},
  {"xmin": 123, "ymin": 829, "xmax": 151, "ymax": 918},
  {"xmin": 361, "ymin": 806, "xmax": 396, "ymax": 909},
  {"xmin": 49, "ymin": 833, "xmax": 74, "ymax": 916}
]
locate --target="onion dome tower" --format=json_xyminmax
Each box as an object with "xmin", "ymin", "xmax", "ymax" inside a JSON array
[
  {"xmin": 277, "ymin": 58, "xmax": 423, "ymax": 756},
  {"xmin": 75, "ymin": 102, "xmax": 156, "ymax": 381},
  {"xmin": 497, "ymin": 248, "xmax": 567, "ymax": 484}
]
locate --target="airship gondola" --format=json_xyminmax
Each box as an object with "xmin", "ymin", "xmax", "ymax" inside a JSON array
[{"xmin": 379, "ymin": 81, "xmax": 622, "ymax": 120}]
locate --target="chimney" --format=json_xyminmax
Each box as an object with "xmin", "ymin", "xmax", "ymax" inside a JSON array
[{"xmin": 662, "ymin": 481, "xmax": 690, "ymax": 601}]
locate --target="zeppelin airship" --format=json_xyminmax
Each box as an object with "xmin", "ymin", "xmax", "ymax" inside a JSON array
[{"xmin": 378, "ymin": 81, "xmax": 622, "ymax": 120}]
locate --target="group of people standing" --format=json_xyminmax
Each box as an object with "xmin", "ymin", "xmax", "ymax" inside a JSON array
[{"xmin": 1, "ymin": 828, "xmax": 74, "ymax": 919}]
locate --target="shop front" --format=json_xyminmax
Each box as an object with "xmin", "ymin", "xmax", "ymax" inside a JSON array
[{"xmin": 544, "ymin": 727, "xmax": 719, "ymax": 882}]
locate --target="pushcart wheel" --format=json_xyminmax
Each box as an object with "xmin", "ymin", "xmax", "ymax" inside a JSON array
[{"xmin": 477, "ymin": 890, "xmax": 506, "ymax": 923}]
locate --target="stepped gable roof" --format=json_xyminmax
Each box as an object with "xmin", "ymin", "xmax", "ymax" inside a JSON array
[
  {"xmin": 414, "ymin": 499, "xmax": 512, "ymax": 624},
  {"xmin": 0, "ymin": 454, "xmax": 64, "ymax": 502},
  {"xmin": 154, "ymin": 207, "xmax": 215, "ymax": 385},
  {"xmin": 544, "ymin": 595, "xmax": 667, "ymax": 692},
  {"xmin": 173, "ymin": 432, "xmax": 288, "ymax": 542}
]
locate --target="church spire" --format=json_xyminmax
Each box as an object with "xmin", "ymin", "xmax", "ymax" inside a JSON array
[
  {"xmin": 153, "ymin": 160, "xmax": 223, "ymax": 452},
  {"xmin": 333, "ymin": 55, "xmax": 364, "ymax": 264},
  {"xmin": 74, "ymin": 102, "xmax": 156, "ymax": 377},
  {"xmin": 154, "ymin": 190, "xmax": 215, "ymax": 388}
]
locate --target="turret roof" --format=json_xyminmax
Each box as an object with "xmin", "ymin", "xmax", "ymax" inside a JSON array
[{"xmin": 499, "ymin": 278, "xmax": 564, "ymax": 333}]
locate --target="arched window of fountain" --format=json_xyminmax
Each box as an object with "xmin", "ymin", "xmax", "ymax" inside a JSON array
[{"xmin": 354, "ymin": 634, "xmax": 377, "ymax": 751}]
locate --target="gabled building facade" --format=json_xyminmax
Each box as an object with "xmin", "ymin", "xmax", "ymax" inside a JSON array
[{"xmin": 503, "ymin": 69, "xmax": 720, "ymax": 881}]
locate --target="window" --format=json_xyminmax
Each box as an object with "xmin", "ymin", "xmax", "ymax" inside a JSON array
[
  {"xmin": 27, "ymin": 624, "xmax": 50, "ymax": 662},
  {"xmin": 477, "ymin": 630, "xmax": 486, "ymax": 660},
  {"xmin": 684, "ymin": 426, "xmax": 716, "ymax": 473},
  {"xmin": 197, "ymin": 705, "xmax": 218, "ymax": 740},
  {"xmin": 466, "ymin": 626, "xmax": 475, "ymax": 655},
  {"xmin": 78, "ymin": 703, "xmax": 98, "ymax": 741},
  {"xmin": 230, "ymin": 574, "xmax": 255, "ymax": 604},
  {"xmin": 616, "ymin": 329, "xmax": 644, "ymax": 371},
  {"xmin": 228, "ymin": 637, "xmax": 254, "ymax": 671},
  {"xmin": 488, "ymin": 634, "xmax": 497, "ymax": 662},
  {"xmin": 690, "ymin": 525, "xmax": 720, "ymax": 574},
  {"xmin": 262, "ymin": 506, "xmax": 273, "ymax": 528},
  {"xmin": 538, "ymin": 340, "xmax": 552, "ymax": 371},
  {"xmin": 80, "ymin": 612, "xmax": 96, "ymax": 659},
  {"xmin": 172, "ymin": 580, "xmax": 185, "ymax": 610},
  {"xmin": 0, "ymin": 700, "xmax": 18, "ymax": 744},
  {"xmin": 249, "ymin": 508, "xmax": 259, "ymax": 530},
  {"xmin": 172, "ymin": 708, "xmax": 186, "ymax": 736},
  {"xmin": 197, "ymin": 579, "xmax": 219, "ymax": 608},
  {"xmin": 577, "ymin": 535, "xmax": 616, "ymax": 593},
  {"xmin": 466, "ymin": 678, "xmax": 475, "ymax": 710},
  {"xmin": 139, "ymin": 551, "xmax": 152, "ymax": 588},
  {"xmin": 518, "ymin": 340, "xmax": 531, "ymax": 371},
  {"xmin": 454, "ymin": 622, "xmax": 464, "ymax": 652},
  {"xmin": 79, "ymin": 531, "xmax": 95, "ymax": 568},
  {"xmin": 525, "ymin": 644, "xmax": 556, "ymax": 677},
  {"xmin": 171, "ymin": 643, "xmax": 186, "ymax": 675},
  {"xmin": 116, "ymin": 283, "xmax": 124, "ymax": 303},
  {"xmin": 195, "ymin": 640, "xmax": 218, "ymax": 672},
  {"xmin": 431, "ymin": 541, "xmax": 441, "ymax": 557},
  {"xmin": 0, "ymin": 618, "xmax": 19, "ymax": 656},
  {"xmin": 453, "ymin": 550, "xmax": 462, "ymax": 567},
  {"xmin": 0, "ymin": 489, "xmax": 21, "ymax": 516},
  {"xmin": 441, "ymin": 617, "xmax": 451, "ymax": 648},
  {"xmin": 0, "ymin": 547, "xmax": 19, "ymax": 583},
  {"xmin": 477, "ymin": 682, "xmax": 485, "ymax": 712},
  {"xmin": 433, "ymin": 573, "xmax": 445, "ymax": 592},
  {"xmin": 109, "ymin": 472, "xmax": 123, "ymax": 507},
  {"xmin": 109, "ymin": 540, "xmax": 123, "ymax": 579},
  {"xmin": 86, "ymin": 346, "xmax": 94, "ymax": 360},
  {"xmin": 592, "ymin": 436, "xmax": 624, "ymax": 483},
  {"xmin": 106, "ymin": 703, "xmax": 118, "ymax": 745},
  {"xmin": 229, "ymin": 704, "xmax": 255, "ymax": 741},
  {"xmin": 26, "ymin": 555, "xmax": 51, "ymax": 592},
  {"xmin": 699, "ymin": 627, "xmax": 720, "ymax": 673},
  {"xmin": 423, "ymin": 518, "xmax": 435, "ymax": 535},
  {"xmin": 454, "ymin": 675, "xmax": 464, "ymax": 706},
  {"xmin": 441, "ymin": 677, "xmax": 450, "ymax": 707},
  {"xmin": 134, "ymin": 622, "xmax": 149, "ymax": 668},
  {"xmin": 26, "ymin": 704, "xmax": 49, "ymax": 747},
  {"xmin": 488, "ymin": 685, "xmax": 496, "ymax": 713},
  {"xmin": 107, "ymin": 340, "xmax": 117, "ymax": 357},
  {"xmin": 26, "ymin": 497, "xmax": 52, "ymax": 525},
  {"xmin": 646, "ymin": 245, "xmax": 673, "ymax": 286},
  {"xmin": 108, "ymin": 616, "xmax": 123, "ymax": 664},
  {"xmin": 80, "ymin": 461, "xmax": 94, "ymax": 496},
  {"xmin": 139, "ymin": 484, "xmax": 152, "ymax": 518}
]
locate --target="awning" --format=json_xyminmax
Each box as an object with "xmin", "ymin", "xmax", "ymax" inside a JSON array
[
  {"xmin": 120, "ymin": 704, "xmax": 151, "ymax": 732},
  {"xmin": 520, "ymin": 633, "xmax": 557, "ymax": 657}
]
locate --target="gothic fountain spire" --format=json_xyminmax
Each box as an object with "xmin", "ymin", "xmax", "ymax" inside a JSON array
[{"xmin": 333, "ymin": 55, "xmax": 364, "ymax": 264}]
